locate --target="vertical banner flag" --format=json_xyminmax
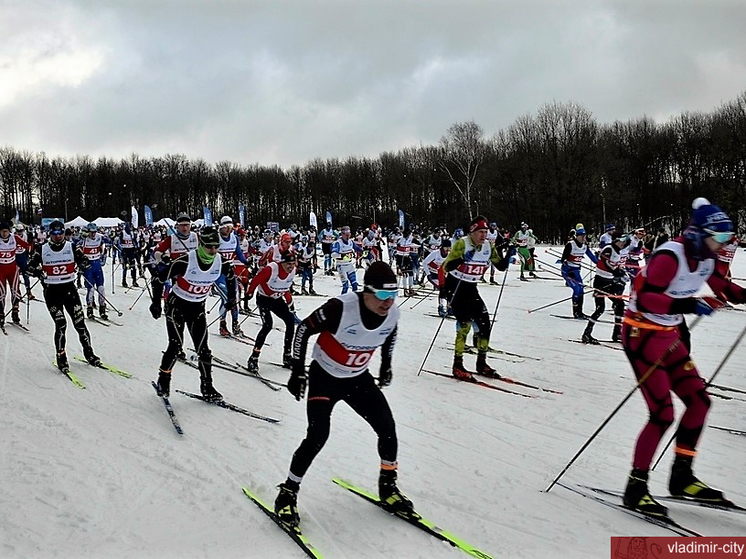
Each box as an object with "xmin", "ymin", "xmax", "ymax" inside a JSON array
[
  {"xmin": 238, "ymin": 204, "xmax": 245, "ymax": 228},
  {"xmin": 398, "ymin": 209, "xmax": 405, "ymax": 228},
  {"xmin": 203, "ymin": 207, "xmax": 213, "ymax": 226},
  {"xmin": 131, "ymin": 206, "xmax": 139, "ymax": 229},
  {"xmin": 309, "ymin": 212, "xmax": 317, "ymax": 230},
  {"xmin": 325, "ymin": 211, "xmax": 332, "ymax": 226},
  {"xmin": 144, "ymin": 205, "xmax": 153, "ymax": 227},
  {"xmin": 14, "ymin": 209, "xmax": 19, "ymax": 225}
]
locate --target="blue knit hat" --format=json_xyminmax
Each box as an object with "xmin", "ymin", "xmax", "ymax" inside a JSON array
[{"xmin": 691, "ymin": 197, "xmax": 733, "ymax": 234}]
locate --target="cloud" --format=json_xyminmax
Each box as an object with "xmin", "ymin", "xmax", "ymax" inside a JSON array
[{"xmin": 1, "ymin": 0, "xmax": 745, "ymax": 168}]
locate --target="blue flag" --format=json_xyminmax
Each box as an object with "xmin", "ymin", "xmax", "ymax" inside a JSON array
[
  {"xmin": 144, "ymin": 205, "xmax": 153, "ymax": 227},
  {"xmin": 325, "ymin": 211, "xmax": 332, "ymax": 226},
  {"xmin": 203, "ymin": 207, "xmax": 213, "ymax": 226},
  {"xmin": 239, "ymin": 204, "xmax": 245, "ymax": 228},
  {"xmin": 398, "ymin": 209, "xmax": 405, "ymax": 228}
]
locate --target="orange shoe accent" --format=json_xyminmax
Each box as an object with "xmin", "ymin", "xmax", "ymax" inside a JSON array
[{"xmin": 674, "ymin": 446, "xmax": 697, "ymax": 458}]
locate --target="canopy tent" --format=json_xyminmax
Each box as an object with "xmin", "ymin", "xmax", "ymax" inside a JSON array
[
  {"xmin": 155, "ymin": 217, "xmax": 175, "ymax": 227},
  {"xmin": 65, "ymin": 216, "xmax": 89, "ymax": 228},
  {"xmin": 92, "ymin": 217, "xmax": 125, "ymax": 228}
]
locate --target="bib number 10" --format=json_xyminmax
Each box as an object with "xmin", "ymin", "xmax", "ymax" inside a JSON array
[
  {"xmin": 344, "ymin": 352, "xmax": 372, "ymax": 368},
  {"xmin": 187, "ymin": 284, "xmax": 212, "ymax": 295}
]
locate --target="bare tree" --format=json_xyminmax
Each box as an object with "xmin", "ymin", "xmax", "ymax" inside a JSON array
[{"xmin": 439, "ymin": 120, "xmax": 487, "ymax": 220}]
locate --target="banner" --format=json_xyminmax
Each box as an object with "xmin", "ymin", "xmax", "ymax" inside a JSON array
[
  {"xmin": 131, "ymin": 206, "xmax": 138, "ymax": 229},
  {"xmin": 203, "ymin": 207, "xmax": 213, "ymax": 226},
  {"xmin": 398, "ymin": 209, "xmax": 405, "ymax": 228},
  {"xmin": 14, "ymin": 209, "xmax": 19, "ymax": 225},
  {"xmin": 325, "ymin": 211, "xmax": 332, "ymax": 226},
  {"xmin": 267, "ymin": 221, "xmax": 280, "ymax": 233},
  {"xmin": 143, "ymin": 205, "xmax": 153, "ymax": 227},
  {"xmin": 238, "ymin": 204, "xmax": 245, "ymax": 228},
  {"xmin": 309, "ymin": 212, "xmax": 317, "ymax": 230}
]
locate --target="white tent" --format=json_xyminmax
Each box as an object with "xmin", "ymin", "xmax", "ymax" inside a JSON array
[
  {"xmin": 92, "ymin": 217, "xmax": 124, "ymax": 228},
  {"xmin": 65, "ymin": 216, "xmax": 89, "ymax": 228},
  {"xmin": 155, "ymin": 217, "xmax": 175, "ymax": 227}
]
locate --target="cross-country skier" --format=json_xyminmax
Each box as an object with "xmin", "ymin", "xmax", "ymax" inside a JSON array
[
  {"xmin": 273, "ymin": 261, "xmax": 414, "ymax": 527},
  {"xmin": 621, "ymin": 198, "xmax": 746, "ymax": 518},
  {"xmin": 79, "ymin": 222, "xmax": 111, "ymax": 320},
  {"xmin": 582, "ymin": 235, "xmax": 627, "ymax": 344},
  {"xmin": 560, "ymin": 223, "xmax": 598, "ymax": 318}
]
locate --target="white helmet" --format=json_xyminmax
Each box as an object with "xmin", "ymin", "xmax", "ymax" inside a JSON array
[{"xmin": 219, "ymin": 216, "xmax": 233, "ymax": 226}]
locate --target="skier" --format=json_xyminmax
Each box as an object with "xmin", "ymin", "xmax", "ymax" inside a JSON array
[
  {"xmin": 13, "ymin": 222, "xmax": 35, "ymax": 301},
  {"xmin": 394, "ymin": 228, "xmax": 416, "ymax": 296},
  {"xmin": 511, "ymin": 222, "xmax": 538, "ymax": 281},
  {"xmin": 560, "ymin": 223, "xmax": 598, "ymax": 318},
  {"xmin": 274, "ymin": 261, "xmax": 413, "ymax": 527},
  {"xmin": 119, "ymin": 222, "xmax": 139, "ymax": 288},
  {"xmin": 149, "ymin": 226, "xmax": 234, "ymax": 402},
  {"xmin": 0, "ymin": 220, "xmax": 32, "ymax": 327},
  {"xmin": 79, "ymin": 222, "xmax": 111, "ymax": 320},
  {"xmin": 216, "ymin": 216, "xmax": 250, "ymax": 337},
  {"xmin": 599, "ymin": 224, "xmax": 616, "ymax": 249},
  {"xmin": 421, "ymin": 238, "xmax": 451, "ymax": 316},
  {"xmin": 318, "ymin": 221, "xmax": 337, "ymax": 275},
  {"xmin": 621, "ymin": 198, "xmax": 746, "ymax": 518},
  {"xmin": 331, "ymin": 226, "xmax": 362, "ymax": 294},
  {"xmin": 245, "ymin": 251, "xmax": 298, "ymax": 373},
  {"xmin": 439, "ymin": 216, "xmax": 514, "ymax": 380},
  {"xmin": 581, "ymin": 235, "xmax": 627, "ymax": 344},
  {"xmin": 27, "ymin": 220, "xmax": 101, "ymax": 371},
  {"xmin": 297, "ymin": 238, "xmax": 318, "ymax": 295}
]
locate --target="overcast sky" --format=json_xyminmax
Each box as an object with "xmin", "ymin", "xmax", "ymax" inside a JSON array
[{"xmin": 1, "ymin": 0, "xmax": 745, "ymax": 169}]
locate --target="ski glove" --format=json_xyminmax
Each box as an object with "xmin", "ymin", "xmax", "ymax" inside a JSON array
[
  {"xmin": 149, "ymin": 300, "xmax": 162, "ymax": 319},
  {"xmin": 224, "ymin": 299, "xmax": 237, "ymax": 311},
  {"xmin": 506, "ymin": 246, "xmax": 517, "ymax": 259},
  {"xmin": 378, "ymin": 367, "xmax": 392, "ymax": 387},
  {"xmin": 694, "ymin": 296, "xmax": 726, "ymax": 316},
  {"xmin": 287, "ymin": 367, "xmax": 307, "ymax": 401}
]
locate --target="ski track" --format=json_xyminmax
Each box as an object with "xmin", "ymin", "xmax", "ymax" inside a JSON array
[{"xmin": 2, "ymin": 247, "xmax": 746, "ymax": 559}]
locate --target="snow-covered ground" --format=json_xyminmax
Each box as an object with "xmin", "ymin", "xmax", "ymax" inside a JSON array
[{"xmin": 2, "ymin": 246, "xmax": 746, "ymax": 559}]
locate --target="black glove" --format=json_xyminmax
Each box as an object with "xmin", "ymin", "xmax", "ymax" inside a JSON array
[
  {"xmin": 160, "ymin": 254, "xmax": 171, "ymax": 265},
  {"xmin": 378, "ymin": 367, "xmax": 392, "ymax": 387},
  {"xmin": 224, "ymin": 298, "xmax": 237, "ymax": 311},
  {"xmin": 149, "ymin": 300, "xmax": 162, "ymax": 319},
  {"xmin": 246, "ymin": 291, "xmax": 254, "ymax": 301},
  {"xmin": 78, "ymin": 259, "xmax": 91, "ymax": 273},
  {"xmin": 287, "ymin": 362, "xmax": 308, "ymax": 401}
]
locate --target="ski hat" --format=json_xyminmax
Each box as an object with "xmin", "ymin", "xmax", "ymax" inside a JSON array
[
  {"xmin": 575, "ymin": 223, "xmax": 586, "ymax": 235},
  {"xmin": 690, "ymin": 197, "xmax": 733, "ymax": 234},
  {"xmin": 86, "ymin": 222, "xmax": 98, "ymax": 232},
  {"xmin": 49, "ymin": 220, "xmax": 65, "ymax": 234},
  {"xmin": 199, "ymin": 226, "xmax": 220, "ymax": 248},
  {"xmin": 364, "ymin": 261, "xmax": 397, "ymax": 291},
  {"xmin": 176, "ymin": 212, "xmax": 191, "ymax": 224},
  {"xmin": 0, "ymin": 220, "xmax": 11, "ymax": 231},
  {"xmin": 468, "ymin": 216, "xmax": 489, "ymax": 233},
  {"xmin": 219, "ymin": 216, "xmax": 233, "ymax": 226},
  {"xmin": 280, "ymin": 250, "xmax": 297, "ymax": 263},
  {"xmin": 440, "ymin": 239, "xmax": 452, "ymax": 248},
  {"xmin": 15, "ymin": 222, "xmax": 25, "ymax": 231},
  {"xmin": 520, "ymin": 222, "xmax": 528, "ymax": 230},
  {"xmin": 605, "ymin": 223, "xmax": 615, "ymax": 232}
]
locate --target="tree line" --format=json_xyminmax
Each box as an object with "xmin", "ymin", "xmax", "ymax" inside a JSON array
[{"xmin": 2, "ymin": 91, "xmax": 745, "ymax": 243}]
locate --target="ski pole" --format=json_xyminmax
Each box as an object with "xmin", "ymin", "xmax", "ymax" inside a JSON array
[
  {"xmin": 408, "ymin": 286, "xmax": 436, "ymax": 309},
  {"xmin": 82, "ymin": 275, "xmax": 123, "ymax": 317},
  {"xmin": 417, "ymin": 279, "xmax": 462, "ymax": 376},
  {"xmin": 129, "ymin": 284, "xmax": 149, "ymax": 311},
  {"xmin": 490, "ymin": 267, "xmax": 510, "ymax": 327},
  {"xmin": 527, "ymin": 295, "xmax": 574, "ymax": 314},
  {"xmin": 544, "ymin": 315, "xmax": 704, "ymax": 493},
  {"xmin": 650, "ymin": 319, "xmax": 746, "ymax": 472}
]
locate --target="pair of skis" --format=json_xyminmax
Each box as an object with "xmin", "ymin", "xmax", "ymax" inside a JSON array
[
  {"xmin": 423, "ymin": 368, "xmax": 562, "ymax": 396},
  {"xmin": 52, "ymin": 356, "xmax": 133, "ymax": 389},
  {"xmin": 242, "ymin": 478, "xmax": 493, "ymax": 559}
]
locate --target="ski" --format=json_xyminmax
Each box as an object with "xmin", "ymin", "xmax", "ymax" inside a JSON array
[
  {"xmin": 446, "ymin": 345, "xmax": 523, "ymax": 363},
  {"xmin": 424, "ymin": 313, "xmax": 456, "ymax": 320},
  {"xmin": 151, "ymin": 381, "xmax": 183, "ymax": 435},
  {"xmin": 709, "ymin": 383, "xmax": 746, "ymax": 395},
  {"xmin": 212, "ymin": 332, "xmax": 253, "ymax": 346},
  {"xmin": 52, "ymin": 360, "xmax": 85, "ymax": 389},
  {"xmin": 241, "ymin": 486, "xmax": 323, "ymax": 558},
  {"xmin": 472, "ymin": 370, "xmax": 563, "ymax": 394},
  {"xmin": 175, "ymin": 390, "xmax": 280, "ymax": 423},
  {"xmin": 207, "ymin": 360, "xmax": 282, "ymax": 391},
  {"xmin": 10, "ymin": 321, "xmax": 30, "ymax": 332},
  {"xmin": 0, "ymin": 325, "xmax": 6, "ymax": 335},
  {"xmin": 332, "ymin": 478, "xmax": 493, "ymax": 559},
  {"xmin": 74, "ymin": 356, "xmax": 133, "ymax": 378},
  {"xmin": 98, "ymin": 316, "xmax": 124, "ymax": 327},
  {"xmin": 567, "ymin": 339, "xmax": 623, "ymax": 351},
  {"xmin": 556, "ymin": 482, "xmax": 702, "ymax": 537},
  {"xmin": 422, "ymin": 370, "xmax": 535, "ymax": 398},
  {"xmin": 87, "ymin": 316, "xmax": 110, "ymax": 327},
  {"xmin": 709, "ymin": 425, "xmax": 746, "ymax": 437}
]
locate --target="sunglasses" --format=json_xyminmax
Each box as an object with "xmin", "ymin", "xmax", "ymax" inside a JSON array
[
  {"xmin": 704, "ymin": 229, "xmax": 734, "ymax": 244},
  {"xmin": 202, "ymin": 243, "xmax": 220, "ymax": 250},
  {"xmin": 366, "ymin": 286, "xmax": 398, "ymax": 301},
  {"xmin": 50, "ymin": 229, "xmax": 65, "ymax": 236}
]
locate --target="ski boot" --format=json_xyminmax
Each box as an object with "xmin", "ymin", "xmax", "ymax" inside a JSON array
[
  {"xmin": 529, "ymin": 271, "xmax": 538, "ymax": 279},
  {"xmin": 55, "ymin": 351, "xmax": 70, "ymax": 374},
  {"xmin": 437, "ymin": 305, "xmax": 447, "ymax": 318},
  {"xmin": 156, "ymin": 370, "xmax": 171, "ymax": 398},
  {"xmin": 219, "ymin": 320, "xmax": 230, "ymax": 337},
  {"xmin": 27, "ymin": 290, "xmax": 35, "ymax": 301},
  {"xmin": 379, "ymin": 470, "xmax": 416, "ymax": 517},
  {"xmin": 282, "ymin": 351, "xmax": 293, "ymax": 369},
  {"xmin": 520, "ymin": 274, "xmax": 528, "ymax": 282},
  {"xmin": 176, "ymin": 350, "xmax": 187, "ymax": 362},
  {"xmin": 232, "ymin": 323, "xmax": 244, "ymax": 337},
  {"xmin": 132, "ymin": 279, "xmax": 140, "ymax": 288},
  {"xmin": 87, "ymin": 306, "xmax": 95, "ymax": 320},
  {"xmin": 476, "ymin": 356, "xmax": 500, "ymax": 379},
  {"xmin": 668, "ymin": 455, "xmax": 726, "ymax": 503},
  {"xmin": 11, "ymin": 308, "xmax": 20, "ymax": 324},
  {"xmin": 309, "ymin": 287, "xmax": 317, "ymax": 296},
  {"xmin": 490, "ymin": 277, "xmax": 499, "ymax": 285},
  {"xmin": 83, "ymin": 346, "xmax": 102, "ymax": 367},
  {"xmin": 611, "ymin": 324, "xmax": 622, "ymax": 343},
  {"xmin": 246, "ymin": 353, "xmax": 259, "ymax": 373},
  {"xmin": 452, "ymin": 356, "xmax": 476, "ymax": 382},
  {"xmin": 623, "ymin": 469, "xmax": 668, "ymax": 517},
  {"xmin": 274, "ymin": 482, "xmax": 300, "ymax": 527},
  {"xmin": 200, "ymin": 377, "xmax": 223, "ymax": 403},
  {"xmin": 301, "ymin": 287, "xmax": 309, "ymax": 295},
  {"xmin": 581, "ymin": 326, "xmax": 599, "ymax": 345},
  {"xmin": 99, "ymin": 306, "xmax": 108, "ymax": 320}
]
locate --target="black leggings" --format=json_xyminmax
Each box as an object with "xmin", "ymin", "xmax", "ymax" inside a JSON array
[
  {"xmin": 255, "ymin": 295, "xmax": 295, "ymax": 354},
  {"xmin": 44, "ymin": 283, "xmax": 93, "ymax": 354},
  {"xmin": 288, "ymin": 362, "xmax": 398, "ymax": 478},
  {"xmin": 160, "ymin": 293, "xmax": 212, "ymax": 378}
]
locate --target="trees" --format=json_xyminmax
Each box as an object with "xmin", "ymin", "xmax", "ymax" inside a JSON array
[{"xmin": 438, "ymin": 120, "xmax": 488, "ymax": 221}]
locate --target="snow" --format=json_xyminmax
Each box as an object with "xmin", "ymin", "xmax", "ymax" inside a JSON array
[{"xmin": 2, "ymin": 246, "xmax": 746, "ymax": 559}]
